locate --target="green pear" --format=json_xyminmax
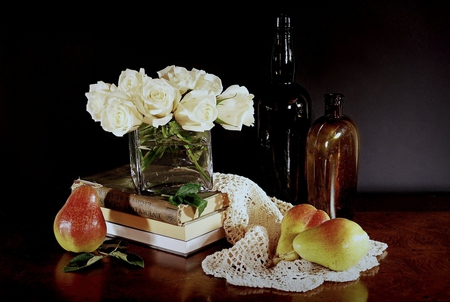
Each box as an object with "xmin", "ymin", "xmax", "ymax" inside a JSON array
[
  {"xmin": 293, "ymin": 218, "xmax": 370, "ymax": 271},
  {"xmin": 54, "ymin": 185, "xmax": 107, "ymax": 253},
  {"xmin": 273, "ymin": 204, "xmax": 330, "ymax": 265}
]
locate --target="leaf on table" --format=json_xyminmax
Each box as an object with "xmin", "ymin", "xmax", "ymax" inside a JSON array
[
  {"xmin": 98, "ymin": 238, "xmax": 128, "ymax": 254},
  {"xmin": 63, "ymin": 253, "xmax": 104, "ymax": 272},
  {"xmin": 62, "ymin": 239, "xmax": 144, "ymax": 272},
  {"xmin": 110, "ymin": 250, "xmax": 145, "ymax": 268}
]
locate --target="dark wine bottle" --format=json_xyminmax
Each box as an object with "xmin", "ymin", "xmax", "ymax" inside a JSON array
[
  {"xmin": 257, "ymin": 14, "xmax": 311, "ymax": 204},
  {"xmin": 306, "ymin": 93, "xmax": 359, "ymax": 219}
]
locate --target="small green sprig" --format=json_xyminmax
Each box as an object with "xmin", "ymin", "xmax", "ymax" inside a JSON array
[
  {"xmin": 62, "ymin": 239, "xmax": 144, "ymax": 272},
  {"xmin": 163, "ymin": 183, "xmax": 208, "ymax": 217}
]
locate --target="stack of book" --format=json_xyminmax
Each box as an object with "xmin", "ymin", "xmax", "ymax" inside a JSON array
[{"xmin": 75, "ymin": 165, "xmax": 229, "ymax": 257}]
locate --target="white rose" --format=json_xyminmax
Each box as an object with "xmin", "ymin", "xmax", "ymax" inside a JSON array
[
  {"xmin": 86, "ymin": 81, "xmax": 112, "ymax": 121},
  {"xmin": 138, "ymin": 78, "xmax": 181, "ymax": 127},
  {"xmin": 117, "ymin": 68, "xmax": 146, "ymax": 95},
  {"xmin": 216, "ymin": 85, "xmax": 255, "ymax": 130},
  {"xmin": 100, "ymin": 90, "xmax": 143, "ymax": 137},
  {"xmin": 157, "ymin": 65, "xmax": 202, "ymax": 94},
  {"xmin": 194, "ymin": 72, "xmax": 223, "ymax": 96},
  {"xmin": 174, "ymin": 90, "xmax": 218, "ymax": 132}
]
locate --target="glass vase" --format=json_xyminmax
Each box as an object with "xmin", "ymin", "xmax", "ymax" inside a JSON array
[{"xmin": 128, "ymin": 121, "xmax": 213, "ymax": 195}]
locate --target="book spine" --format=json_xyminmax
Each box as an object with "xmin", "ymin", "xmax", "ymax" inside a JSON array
[
  {"xmin": 103, "ymin": 187, "xmax": 181, "ymax": 225},
  {"xmin": 128, "ymin": 193, "xmax": 180, "ymax": 225},
  {"xmin": 96, "ymin": 186, "xmax": 135, "ymax": 213}
]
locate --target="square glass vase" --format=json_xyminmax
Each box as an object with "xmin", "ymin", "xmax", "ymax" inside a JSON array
[{"xmin": 128, "ymin": 123, "xmax": 213, "ymax": 195}]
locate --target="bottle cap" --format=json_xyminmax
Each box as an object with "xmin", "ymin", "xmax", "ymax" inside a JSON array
[{"xmin": 324, "ymin": 93, "xmax": 344, "ymax": 105}]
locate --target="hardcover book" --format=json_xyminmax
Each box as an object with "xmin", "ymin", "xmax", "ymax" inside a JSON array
[
  {"xmin": 101, "ymin": 202, "xmax": 226, "ymax": 256},
  {"xmin": 75, "ymin": 165, "xmax": 229, "ymax": 225},
  {"xmin": 105, "ymin": 221, "xmax": 226, "ymax": 257},
  {"xmin": 100, "ymin": 207, "xmax": 225, "ymax": 241}
]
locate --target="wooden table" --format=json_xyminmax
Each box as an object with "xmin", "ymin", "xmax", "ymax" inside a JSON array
[{"xmin": 1, "ymin": 192, "xmax": 449, "ymax": 301}]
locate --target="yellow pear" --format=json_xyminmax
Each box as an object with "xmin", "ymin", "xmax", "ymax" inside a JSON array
[
  {"xmin": 273, "ymin": 203, "xmax": 330, "ymax": 265},
  {"xmin": 54, "ymin": 185, "xmax": 107, "ymax": 253},
  {"xmin": 293, "ymin": 218, "xmax": 370, "ymax": 271}
]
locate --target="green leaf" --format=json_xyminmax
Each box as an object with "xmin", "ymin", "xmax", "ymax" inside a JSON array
[
  {"xmin": 101, "ymin": 239, "xmax": 144, "ymax": 268},
  {"xmin": 62, "ymin": 239, "xmax": 144, "ymax": 273},
  {"xmin": 63, "ymin": 253, "xmax": 104, "ymax": 272},
  {"xmin": 168, "ymin": 195, "xmax": 182, "ymax": 206},
  {"xmin": 110, "ymin": 251, "xmax": 145, "ymax": 268},
  {"xmin": 98, "ymin": 239, "xmax": 128, "ymax": 254},
  {"xmin": 183, "ymin": 193, "xmax": 208, "ymax": 217},
  {"xmin": 164, "ymin": 183, "xmax": 208, "ymax": 217},
  {"xmin": 176, "ymin": 183, "xmax": 202, "ymax": 196},
  {"xmin": 168, "ymin": 120, "xmax": 183, "ymax": 134}
]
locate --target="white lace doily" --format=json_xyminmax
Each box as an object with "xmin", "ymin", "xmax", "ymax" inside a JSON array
[{"xmin": 201, "ymin": 173, "xmax": 388, "ymax": 292}]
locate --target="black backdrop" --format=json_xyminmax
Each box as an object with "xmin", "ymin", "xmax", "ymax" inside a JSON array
[{"xmin": 1, "ymin": 1, "xmax": 449, "ymax": 212}]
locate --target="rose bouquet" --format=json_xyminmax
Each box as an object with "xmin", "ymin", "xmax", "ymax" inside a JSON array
[{"xmin": 86, "ymin": 65, "xmax": 255, "ymax": 193}]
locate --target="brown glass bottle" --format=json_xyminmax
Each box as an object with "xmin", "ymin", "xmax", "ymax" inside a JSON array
[
  {"xmin": 257, "ymin": 14, "xmax": 311, "ymax": 204},
  {"xmin": 306, "ymin": 93, "xmax": 359, "ymax": 219}
]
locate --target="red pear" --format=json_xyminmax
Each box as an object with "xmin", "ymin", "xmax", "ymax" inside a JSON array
[
  {"xmin": 53, "ymin": 185, "xmax": 107, "ymax": 253},
  {"xmin": 273, "ymin": 203, "xmax": 330, "ymax": 264}
]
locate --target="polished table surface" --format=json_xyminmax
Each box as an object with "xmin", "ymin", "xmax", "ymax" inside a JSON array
[{"xmin": 1, "ymin": 192, "xmax": 449, "ymax": 301}]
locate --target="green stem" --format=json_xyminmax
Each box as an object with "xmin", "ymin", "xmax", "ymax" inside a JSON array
[{"xmin": 174, "ymin": 131, "xmax": 210, "ymax": 181}]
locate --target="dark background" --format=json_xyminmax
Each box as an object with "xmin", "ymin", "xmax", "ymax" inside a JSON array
[{"xmin": 1, "ymin": 1, "xmax": 449, "ymax": 212}]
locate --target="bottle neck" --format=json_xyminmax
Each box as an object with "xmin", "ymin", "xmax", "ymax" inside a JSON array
[
  {"xmin": 324, "ymin": 93, "xmax": 344, "ymax": 118},
  {"xmin": 325, "ymin": 103, "xmax": 343, "ymax": 118},
  {"xmin": 271, "ymin": 16, "xmax": 295, "ymax": 85}
]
